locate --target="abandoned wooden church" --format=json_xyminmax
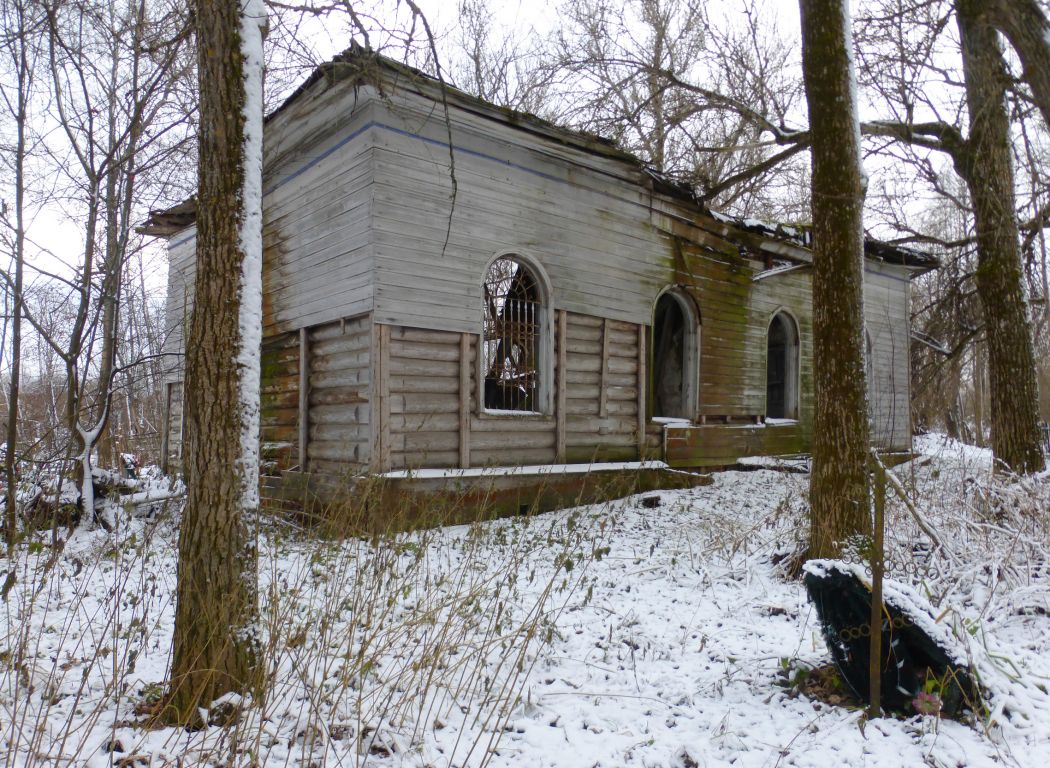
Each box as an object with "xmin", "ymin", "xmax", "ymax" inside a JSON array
[{"xmin": 147, "ymin": 50, "xmax": 934, "ymax": 510}]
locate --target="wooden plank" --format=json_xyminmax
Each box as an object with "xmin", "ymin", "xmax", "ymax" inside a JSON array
[
  {"xmin": 390, "ymin": 412, "xmax": 460, "ymax": 432},
  {"xmin": 388, "ymin": 393, "xmax": 460, "ymax": 414},
  {"xmin": 392, "ymin": 449, "xmax": 460, "ymax": 470},
  {"xmin": 470, "ymin": 447, "xmax": 557, "ymax": 466},
  {"xmin": 637, "ymin": 324, "xmax": 647, "ymax": 457},
  {"xmin": 468, "ymin": 430, "xmax": 556, "ymax": 450},
  {"xmin": 389, "ymin": 375, "xmax": 460, "ymax": 395},
  {"xmin": 309, "ymin": 403, "xmax": 370, "ymax": 425},
  {"xmin": 459, "ymin": 332, "xmax": 471, "ymax": 469},
  {"xmin": 556, "ymin": 309, "xmax": 567, "ymax": 463},
  {"xmin": 299, "ymin": 327, "xmax": 309, "ymax": 470},
  {"xmin": 389, "ymin": 340, "xmax": 461, "ymax": 363},
  {"xmin": 392, "ymin": 326, "xmax": 464, "ymax": 346},
  {"xmin": 379, "ymin": 323, "xmax": 391, "ymax": 471},
  {"xmin": 369, "ymin": 320, "xmax": 382, "ymax": 471},
  {"xmin": 470, "ymin": 415, "xmax": 555, "ymax": 432},
  {"xmin": 160, "ymin": 382, "xmax": 172, "ymax": 474},
  {"xmin": 599, "ymin": 317, "xmax": 609, "ymax": 419}
]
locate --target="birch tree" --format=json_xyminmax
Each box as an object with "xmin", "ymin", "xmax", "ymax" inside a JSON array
[
  {"xmin": 166, "ymin": 0, "xmax": 266, "ymax": 725},
  {"xmin": 799, "ymin": 0, "xmax": 872, "ymax": 557}
]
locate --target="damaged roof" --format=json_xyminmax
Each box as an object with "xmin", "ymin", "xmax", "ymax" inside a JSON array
[{"xmin": 139, "ymin": 46, "xmax": 937, "ymax": 273}]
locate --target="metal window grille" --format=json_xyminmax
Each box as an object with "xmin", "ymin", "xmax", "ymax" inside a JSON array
[{"xmin": 483, "ymin": 257, "xmax": 540, "ymax": 411}]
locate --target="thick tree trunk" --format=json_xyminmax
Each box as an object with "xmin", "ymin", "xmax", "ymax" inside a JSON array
[
  {"xmin": 956, "ymin": 2, "xmax": 1046, "ymax": 474},
  {"xmin": 167, "ymin": 0, "xmax": 264, "ymax": 724},
  {"xmin": 984, "ymin": 0, "xmax": 1050, "ymax": 133},
  {"xmin": 799, "ymin": 0, "xmax": 872, "ymax": 558}
]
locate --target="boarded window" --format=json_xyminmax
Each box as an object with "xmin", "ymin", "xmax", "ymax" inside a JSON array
[
  {"xmin": 483, "ymin": 257, "xmax": 541, "ymax": 412},
  {"xmin": 766, "ymin": 312, "xmax": 799, "ymax": 419}
]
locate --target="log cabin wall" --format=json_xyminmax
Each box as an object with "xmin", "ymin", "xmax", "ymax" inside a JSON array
[
  {"xmin": 306, "ymin": 315, "xmax": 373, "ymax": 475},
  {"xmin": 259, "ymin": 331, "xmax": 301, "ymax": 507},
  {"xmin": 563, "ymin": 314, "xmax": 642, "ymax": 463},
  {"xmin": 380, "ymin": 313, "xmax": 644, "ymax": 472}
]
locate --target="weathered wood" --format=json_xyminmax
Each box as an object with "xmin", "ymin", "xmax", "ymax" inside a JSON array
[
  {"xmin": 388, "ymin": 357, "xmax": 460, "ymax": 378},
  {"xmin": 309, "ymin": 403, "xmax": 370, "ymax": 425},
  {"xmin": 637, "ymin": 324, "xmax": 647, "ymax": 457},
  {"xmin": 470, "ymin": 447, "xmax": 557, "ymax": 466},
  {"xmin": 390, "ymin": 340, "xmax": 461, "ymax": 363},
  {"xmin": 599, "ymin": 318, "xmax": 610, "ymax": 418},
  {"xmin": 556, "ymin": 309, "xmax": 567, "ymax": 462},
  {"xmin": 391, "ymin": 431, "xmax": 460, "ymax": 453},
  {"xmin": 161, "ymin": 382, "xmax": 172, "ymax": 473},
  {"xmin": 567, "ymin": 384, "xmax": 641, "ymax": 404},
  {"xmin": 308, "ymin": 388, "xmax": 368, "ymax": 406},
  {"xmin": 310, "ymin": 422, "xmax": 371, "ymax": 441},
  {"xmin": 388, "ymin": 375, "xmax": 461, "ymax": 395},
  {"xmin": 393, "ymin": 449, "xmax": 460, "ymax": 470},
  {"xmin": 469, "ymin": 430, "xmax": 556, "ymax": 450},
  {"xmin": 379, "ymin": 323, "xmax": 391, "ymax": 471},
  {"xmin": 391, "ymin": 412, "xmax": 461, "ymax": 432},
  {"xmin": 388, "ymin": 393, "xmax": 460, "ymax": 414},
  {"xmin": 299, "ymin": 327, "xmax": 308, "ymax": 470},
  {"xmin": 160, "ymin": 64, "xmax": 924, "ymax": 482},
  {"xmin": 392, "ymin": 326, "xmax": 464, "ymax": 345},
  {"xmin": 663, "ymin": 422, "xmax": 805, "ymax": 467},
  {"xmin": 471, "ymin": 415, "xmax": 555, "ymax": 432},
  {"xmin": 567, "ymin": 399, "xmax": 638, "ymax": 418},
  {"xmin": 567, "ymin": 370, "xmax": 635, "ymax": 388},
  {"xmin": 459, "ymin": 332, "xmax": 471, "ymax": 468}
]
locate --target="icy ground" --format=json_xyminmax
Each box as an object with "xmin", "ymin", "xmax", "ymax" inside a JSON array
[{"xmin": 2, "ymin": 435, "xmax": 1049, "ymax": 767}]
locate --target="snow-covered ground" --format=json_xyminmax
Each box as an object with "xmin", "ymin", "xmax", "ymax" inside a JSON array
[{"xmin": 2, "ymin": 436, "xmax": 1049, "ymax": 767}]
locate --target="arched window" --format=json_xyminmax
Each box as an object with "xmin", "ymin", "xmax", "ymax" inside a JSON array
[
  {"xmin": 483, "ymin": 256, "xmax": 547, "ymax": 412},
  {"xmin": 766, "ymin": 311, "xmax": 799, "ymax": 420},
  {"xmin": 652, "ymin": 288, "xmax": 700, "ymax": 420}
]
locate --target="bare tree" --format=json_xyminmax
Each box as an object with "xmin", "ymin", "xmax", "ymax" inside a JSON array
[
  {"xmin": 0, "ymin": 0, "xmax": 41, "ymax": 548},
  {"xmin": 18, "ymin": 0, "xmax": 195, "ymax": 527},
  {"xmin": 857, "ymin": 0, "xmax": 1046, "ymax": 473},
  {"xmin": 549, "ymin": 0, "xmax": 808, "ymax": 217},
  {"xmin": 447, "ymin": 0, "xmax": 553, "ymax": 113},
  {"xmin": 955, "ymin": 0, "xmax": 1044, "ymax": 472}
]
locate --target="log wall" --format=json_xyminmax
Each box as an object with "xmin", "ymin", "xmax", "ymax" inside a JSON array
[{"xmin": 306, "ymin": 314, "xmax": 373, "ymax": 475}]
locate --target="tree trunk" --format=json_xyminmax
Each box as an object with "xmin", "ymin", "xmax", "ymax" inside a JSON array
[
  {"xmin": 984, "ymin": 0, "xmax": 1050, "ymax": 133},
  {"xmin": 3, "ymin": 0, "xmax": 30, "ymax": 551},
  {"xmin": 167, "ymin": 0, "xmax": 265, "ymax": 724},
  {"xmin": 955, "ymin": 2, "xmax": 1046, "ymax": 474},
  {"xmin": 799, "ymin": 0, "xmax": 872, "ymax": 558}
]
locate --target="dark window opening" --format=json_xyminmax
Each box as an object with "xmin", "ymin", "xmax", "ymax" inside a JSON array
[
  {"xmin": 653, "ymin": 292, "xmax": 693, "ymax": 419},
  {"xmin": 483, "ymin": 257, "xmax": 541, "ymax": 411},
  {"xmin": 766, "ymin": 312, "xmax": 798, "ymax": 419}
]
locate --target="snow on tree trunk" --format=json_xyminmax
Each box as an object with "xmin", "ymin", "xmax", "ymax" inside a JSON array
[
  {"xmin": 799, "ymin": 0, "xmax": 873, "ymax": 558},
  {"xmin": 955, "ymin": 2, "xmax": 1046, "ymax": 475},
  {"xmin": 166, "ymin": 0, "xmax": 266, "ymax": 725}
]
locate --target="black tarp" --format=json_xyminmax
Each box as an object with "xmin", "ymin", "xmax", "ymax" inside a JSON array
[{"xmin": 803, "ymin": 562, "xmax": 979, "ymax": 716}]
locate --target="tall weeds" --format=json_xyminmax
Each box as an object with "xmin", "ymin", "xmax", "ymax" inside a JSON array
[{"xmin": 1, "ymin": 474, "xmax": 614, "ymax": 766}]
